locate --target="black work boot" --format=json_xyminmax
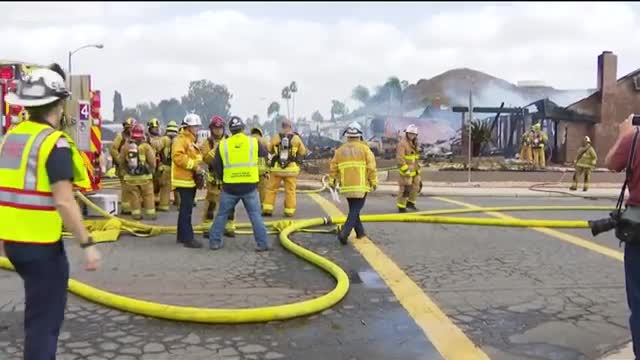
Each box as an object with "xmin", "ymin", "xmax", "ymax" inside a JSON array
[
  {"xmin": 183, "ymin": 239, "xmax": 203, "ymax": 249},
  {"xmin": 337, "ymin": 232, "xmax": 348, "ymax": 245},
  {"xmin": 407, "ymin": 201, "xmax": 418, "ymax": 211},
  {"xmin": 398, "ymin": 207, "xmax": 407, "ymax": 213}
]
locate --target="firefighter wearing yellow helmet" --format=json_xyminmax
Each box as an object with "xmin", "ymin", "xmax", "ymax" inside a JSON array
[
  {"xmin": 531, "ymin": 122, "xmax": 548, "ymax": 169},
  {"xmin": 147, "ymin": 118, "xmax": 172, "ymax": 211},
  {"xmin": 250, "ymin": 126, "xmax": 270, "ymax": 203},
  {"xmin": 396, "ymin": 124, "xmax": 422, "ymax": 212},
  {"xmin": 570, "ymin": 135, "xmax": 597, "ymax": 192},
  {"xmin": 110, "ymin": 117, "xmax": 137, "ymax": 214}
]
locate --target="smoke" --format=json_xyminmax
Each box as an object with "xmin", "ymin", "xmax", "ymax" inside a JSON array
[{"xmin": 444, "ymin": 78, "xmax": 529, "ymax": 108}]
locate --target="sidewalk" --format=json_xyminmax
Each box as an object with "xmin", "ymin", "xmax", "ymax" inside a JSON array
[
  {"xmin": 600, "ymin": 342, "xmax": 633, "ymax": 359},
  {"xmin": 296, "ymin": 180, "xmax": 622, "ymax": 199}
]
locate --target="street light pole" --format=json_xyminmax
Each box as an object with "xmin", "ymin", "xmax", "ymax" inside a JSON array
[{"xmin": 68, "ymin": 43, "xmax": 104, "ymax": 76}]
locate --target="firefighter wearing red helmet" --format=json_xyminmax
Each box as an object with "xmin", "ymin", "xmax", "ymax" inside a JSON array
[
  {"xmin": 118, "ymin": 123, "xmax": 157, "ymax": 220},
  {"xmin": 200, "ymin": 115, "xmax": 235, "ymax": 237},
  {"xmin": 110, "ymin": 117, "xmax": 137, "ymax": 214}
]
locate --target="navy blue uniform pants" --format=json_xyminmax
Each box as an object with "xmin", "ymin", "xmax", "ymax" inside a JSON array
[
  {"xmin": 341, "ymin": 195, "xmax": 367, "ymax": 239},
  {"xmin": 8, "ymin": 245, "xmax": 69, "ymax": 360},
  {"xmin": 176, "ymin": 187, "xmax": 196, "ymax": 242},
  {"xmin": 626, "ymin": 243, "xmax": 640, "ymax": 359}
]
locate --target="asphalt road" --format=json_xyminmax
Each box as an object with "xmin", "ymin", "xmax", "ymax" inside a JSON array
[{"xmin": 0, "ymin": 192, "xmax": 630, "ymax": 360}]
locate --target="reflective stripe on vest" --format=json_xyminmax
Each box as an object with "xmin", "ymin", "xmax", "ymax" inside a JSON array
[
  {"xmin": 0, "ymin": 187, "xmax": 55, "ymax": 210},
  {"xmin": 220, "ymin": 134, "xmax": 260, "ymax": 184}
]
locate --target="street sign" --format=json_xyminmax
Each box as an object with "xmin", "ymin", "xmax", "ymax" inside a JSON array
[{"xmin": 79, "ymin": 102, "xmax": 90, "ymax": 121}]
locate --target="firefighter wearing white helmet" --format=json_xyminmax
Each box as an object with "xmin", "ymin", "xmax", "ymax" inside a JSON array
[
  {"xmin": 328, "ymin": 121, "xmax": 378, "ymax": 244},
  {"xmin": 0, "ymin": 64, "xmax": 101, "ymax": 360},
  {"xmin": 396, "ymin": 124, "xmax": 422, "ymax": 212},
  {"xmin": 171, "ymin": 113, "xmax": 206, "ymax": 248},
  {"xmin": 570, "ymin": 135, "xmax": 597, "ymax": 192}
]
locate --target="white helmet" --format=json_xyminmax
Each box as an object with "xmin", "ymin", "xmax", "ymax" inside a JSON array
[
  {"xmin": 344, "ymin": 121, "xmax": 363, "ymax": 137},
  {"xmin": 5, "ymin": 68, "xmax": 70, "ymax": 107},
  {"xmin": 405, "ymin": 124, "xmax": 418, "ymax": 135},
  {"xmin": 183, "ymin": 113, "xmax": 202, "ymax": 127}
]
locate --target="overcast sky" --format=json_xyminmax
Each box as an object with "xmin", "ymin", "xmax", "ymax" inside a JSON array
[{"xmin": 2, "ymin": 1, "xmax": 640, "ymax": 121}]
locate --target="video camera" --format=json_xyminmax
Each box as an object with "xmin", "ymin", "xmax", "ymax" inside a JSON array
[{"xmin": 589, "ymin": 115, "xmax": 640, "ymax": 242}]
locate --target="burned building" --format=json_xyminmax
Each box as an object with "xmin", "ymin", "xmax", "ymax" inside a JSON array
[{"xmin": 562, "ymin": 51, "xmax": 640, "ymax": 165}]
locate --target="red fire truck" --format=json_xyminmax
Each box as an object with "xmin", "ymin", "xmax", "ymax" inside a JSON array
[{"xmin": 0, "ymin": 61, "xmax": 103, "ymax": 192}]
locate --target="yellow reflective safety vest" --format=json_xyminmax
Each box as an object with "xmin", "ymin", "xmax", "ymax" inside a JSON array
[
  {"xmin": 219, "ymin": 133, "xmax": 260, "ymax": 184},
  {"xmin": 0, "ymin": 120, "xmax": 91, "ymax": 244}
]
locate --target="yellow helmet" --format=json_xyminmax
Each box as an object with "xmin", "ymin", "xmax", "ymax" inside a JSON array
[
  {"xmin": 148, "ymin": 118, "xmax": 160, "ymax": 129},
  {"xmin": 584, "ymin": 136, "xmax": 591, "ymax": 143},
  {"xmin": 166, "ymin": 120, "xmax": 179, "ymax": 134},
  {"xmin": 124, "ymin": 117, "xmax": 136, "ymax": 129}
]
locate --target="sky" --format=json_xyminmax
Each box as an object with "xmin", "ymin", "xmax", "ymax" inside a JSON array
[{"xmin": 2, "ymin": 1, "xmax": 640, "ymax": 122}]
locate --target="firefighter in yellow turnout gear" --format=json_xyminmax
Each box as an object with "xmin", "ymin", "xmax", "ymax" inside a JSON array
[
  {"xmin": 570, "ymin": 136, "xmax": 598, "ymax": 192},
  {"xmin": 110, "ymin": 118, "xmax": 136, "ymax": 214},
  {"xmin": 396, "ymin": 124, "xmax": 422, "ymax": 213},
  {"xmin": 119, "ymin": 124, "xmax": 156, "ymax": 220},
  {"xmin": 262, "ymin": 119, "xmax": 307, "ymax": 217},
  {"xmin": 201, "ymin": 116, "xmax": 235, "ymax": 237},
  {"xmin": 164, "ymin": 121, "xmax": 180, "ymax": 208},
  {"xmin": 519, "ymin": 129, "xmax": 534, "ymax": 164},
  {"xmin": 251, "ymin": 127, "xmax": 270, "ymax": 203},
  {"xmin": 531, "ymin": 123, "xmax": 548, "ymax": 169},
  {"xmin": 147, "ymin": 118, "xmax": 172, "ymax": 211}
]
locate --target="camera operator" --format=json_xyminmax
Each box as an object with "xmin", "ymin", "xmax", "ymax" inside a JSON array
[{"xmin": 605, "ymin": 113, "xmax": 640, "ymax": 356}]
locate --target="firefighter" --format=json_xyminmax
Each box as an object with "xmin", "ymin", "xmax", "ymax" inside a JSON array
[
  {"xmin": 165, "ymin": 121, "xmax": 181, "ymax": 208},
  {"xmin": 328, "ymin": 122, "xmax": 378, "ymax": 245},
  {"xmin": 119, "ymin": 124, "xmax": 157, "ymax": 220},
  {"xmin": 110, "ymin": 117, "xmax": 136, "ymax": 214},
  {"xmin": 396, "ymin": 124, "xmax": 421, "ymax": 213},
  {"xmin": 201, "ymin": 115, "xmax": 236, "ymax": 237},
  {"xmin": 251, "ymin": 126, "xmax": 270, "ymax": 203},
  {"xmin": 570, "ymin": 136, "xmax": 598, "ymax": 192},
  {"xmin": 262, "ymin": 119, "xmax": 308, "ymax": 217},
  {"xmin": 1, "ymin": 65, "xmax": 101, "ymax": 360},
  {"xmin": 519, "ymin": 129, "xmax": 533, "ymax": 164},
  {"xmin": 147, "ymin": 118, "xmax": 172, "ymax": 211},
  {"xmin": 172, "ymin": 113, "xmax": 206, "ymax": 248},
  {"xmin": 531, "ymin": 123, "xmax": 548, "ymax": 169}
]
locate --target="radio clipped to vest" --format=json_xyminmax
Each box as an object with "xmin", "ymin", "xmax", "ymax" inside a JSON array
[{"xmin": 126, "ymin": 143, "xmax": 150, "ymax": 176}]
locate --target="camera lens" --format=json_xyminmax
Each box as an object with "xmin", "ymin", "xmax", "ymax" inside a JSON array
[{"xmin": 588, "ymin": 218, "xmax": 617, "ymax": 237}]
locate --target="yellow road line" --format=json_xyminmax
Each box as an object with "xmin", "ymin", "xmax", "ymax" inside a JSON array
[
  {"xmin": 433, "ymin": 197, "xmax": 623, "ymax": 262},
  {"xmin": 308, "ymin": 193, "xmax": 490, "ymax": 360}
]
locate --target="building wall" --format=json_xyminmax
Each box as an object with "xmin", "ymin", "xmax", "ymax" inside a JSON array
[{"xmin": 558, "ymin": 121, "xmax": 592, "ymax": 164}]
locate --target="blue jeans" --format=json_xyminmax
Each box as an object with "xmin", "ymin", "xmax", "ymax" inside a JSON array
[
  {"xmin": 341, "ymin": 195, "xmax": 367, "ymax": 238},
  {"xmin": 176, "ymin": 187, "xmax": 196, "ymax": 242},
  {"xmin": 209, "ymin": 190, "xmax": 268, "ymax": 249},
  {"xmin": 626, "ymin": 243, "xmax": 640, "ymax": 359},
  {"xmin": 7, "ymin": 243, "xmax": 69, "ymax": 360}
]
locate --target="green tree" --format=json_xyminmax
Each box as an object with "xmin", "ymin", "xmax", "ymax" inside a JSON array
[
  {"xmin": 289, "ymin": 81, "xmax": 298, "ymax": 121},
  {"xmin": 267, "ymin": 101, "xmax": 280, "ymax": 118},
  {"xmin": 113, "ymin": 91, "xmax": 123, "ymax": 123},
  {"xmin": 470, "ymin": 119, "xmax": 492, "ymax": 156},
  {"xmin": 157, "ymin": 98, "xmax": 186, "ymax": 125},
  {"xmin": 351, "ymin": 85, "xmax": 370, "ymax": 105},
  {"xmin": 330, "ymin": 100, "xmax": 346, "ymax": 122},
  {"xmin": 181, "ymin": 79, "xmax": 232, "ymax": 122},
  {"xmin": 311, "ymin": 110, "xmax": 324, "ymax": 123},
  {"xmin": 281, "ymin": 86, "xmax": 291, "ymax": 119}
]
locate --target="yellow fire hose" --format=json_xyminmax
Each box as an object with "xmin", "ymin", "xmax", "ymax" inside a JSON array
[{"xmin": 0, "ymin": 192, "xmax": 607, "ymax": 324}]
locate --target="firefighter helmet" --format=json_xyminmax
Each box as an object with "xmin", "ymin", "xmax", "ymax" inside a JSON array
[
  {"xmin": 124, "ymin": 117, "xmax": 136, "ymax": 129},
  {"xmin": 166, "ymin": 120, "xmax": 179, "ymax": 134},
  {"xmin": 344, "ymin": 121, "xmax": 363, "ymax": 137},
  {"xmin": 405, "ymin": 124, "xmax": 418, "ymax": 135},
  {"xmin": 5, "ymin": 68, "xmax": 70, "ymax": 107},
  {"xmin": 210, "ymin": 115, "xmax": 225, "ymax": 129},
  {"xmin": 251, "ymin": 127, "xmax": 264, "ymax": 137},
  {"xmin": 183, "ymin": 113, "xmax": 202, "ymax": 127},
  {"xmin": 148, "ymin": 118, "xmax": 160, "ymax": 129},
  {"xmin": 131, "ymin": 124, "xmax": 145, "ymax": 141}
]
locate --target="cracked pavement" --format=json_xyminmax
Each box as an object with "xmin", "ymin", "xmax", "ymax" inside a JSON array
[{"xmin": 0, "ymin": 193, "xmax": 633, "ymax": 359}]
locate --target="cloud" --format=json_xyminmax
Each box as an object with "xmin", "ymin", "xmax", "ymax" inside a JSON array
[{"xmin": 1, "ymin": 2, "xmax": 639, "ymax": 122}]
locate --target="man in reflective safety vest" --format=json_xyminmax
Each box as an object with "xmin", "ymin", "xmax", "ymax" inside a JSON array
[
  {"xmin": 396, "ymin": 124, "xmax": 422, "ymax": 212},
  {"xmin": 251, "ymin": 126, "xmax": 270, "ymax": 203},
  {"xmin": 262, "ymin": 119, "xmax": 308, "ymax": 217},
  {"xmin": 201, "ymin": 115, "xmax": 235, "ymax": 236},
  {"xmin": 0, "ymin": 64, "xmax": 101, "ymax": 360},
  {"xmin": 208, "ymin": 116, "xmax": 269, "ymax": 251},
  {"xmin": 119, "ymin": 123, "xmax": 156, "ymax": 220},
  {"xmin": 329, "ymin": 121, "xmax": 378, "ymax": 245}
]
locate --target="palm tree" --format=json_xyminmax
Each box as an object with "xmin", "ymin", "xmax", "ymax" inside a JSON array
[
  {"xmin": 267, "ymin": 101, "xmax": 281, "ymax": 134},
  {"xmin": 281, "ymin": 86, "xmax": 291, "ymax": 119},
  {"xmin": 384, "ymin": 76, "xmax": 402, "ymax": 115},
  {"xmin": 289, "ymin": 81, "xmax": 298, "ymax": 121}
]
